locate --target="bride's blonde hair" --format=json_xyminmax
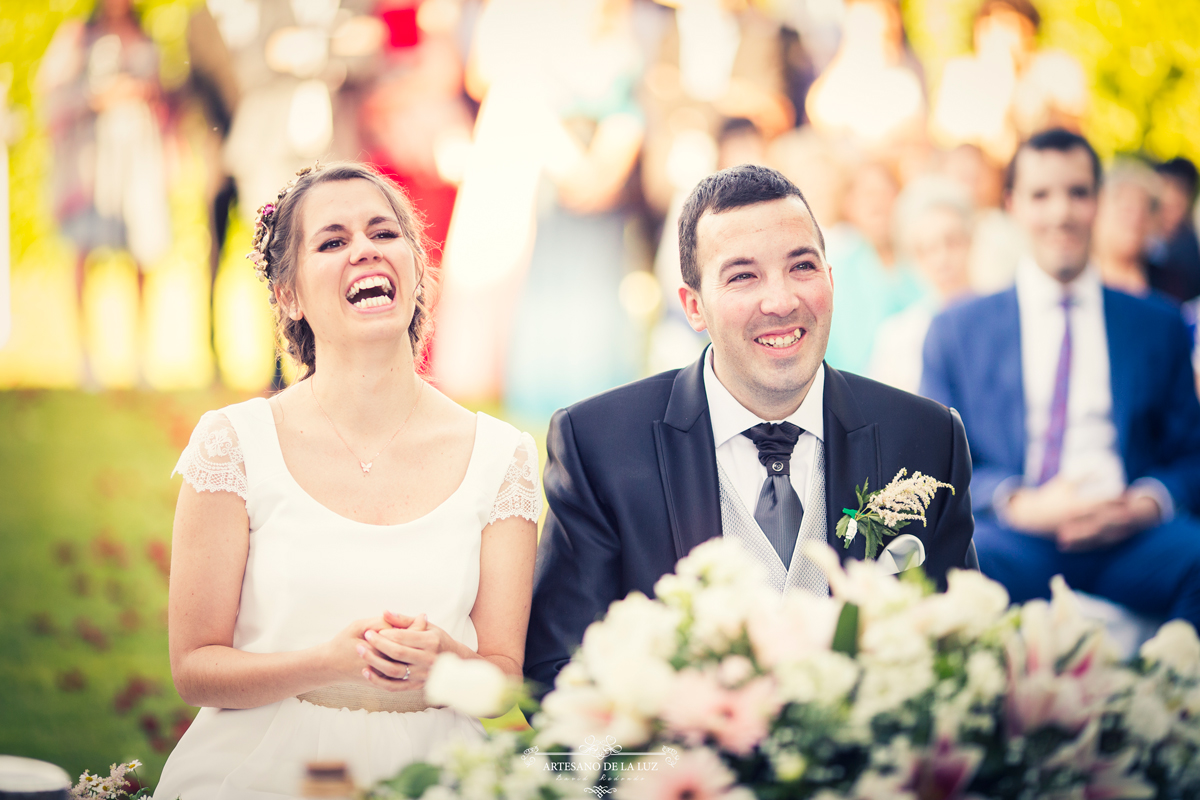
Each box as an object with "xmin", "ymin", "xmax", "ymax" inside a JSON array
[{"xmin": 250, "ymin": 162, "xmax": 434, "ymax": 378}]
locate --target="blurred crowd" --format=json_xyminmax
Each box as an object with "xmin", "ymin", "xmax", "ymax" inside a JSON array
[{"xmin": 29, "ymin": 0, "xmax": 1200, "ymax": 413}]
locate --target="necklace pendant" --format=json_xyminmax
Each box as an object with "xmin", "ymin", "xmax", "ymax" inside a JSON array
[{"xmin": 360, "ymin": 461, "xmax": 372, "ymax": 475}]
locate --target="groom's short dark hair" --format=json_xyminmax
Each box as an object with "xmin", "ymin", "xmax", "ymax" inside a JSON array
[{"xmin": 678, "ymin": 164, "xmax": 825, "ymax": 291}]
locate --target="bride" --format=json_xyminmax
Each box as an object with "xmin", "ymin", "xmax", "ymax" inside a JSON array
[{"xmin": 154, "ymin": 163, "xmax": 541, "ymax": 797}]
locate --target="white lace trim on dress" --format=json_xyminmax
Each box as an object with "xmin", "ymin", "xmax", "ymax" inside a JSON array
[
  {"xmin": 487, "ymin": 432, "xmax": 542, "ymax": 525},
  {"xmin": 172, "ymin": 411, "xmax": 248, "ymax": 501}
]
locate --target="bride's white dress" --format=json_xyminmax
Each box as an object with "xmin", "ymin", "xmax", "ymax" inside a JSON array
[{"xmin": 154, "ymin": 397, "xmax": 541, "ymax": 799}]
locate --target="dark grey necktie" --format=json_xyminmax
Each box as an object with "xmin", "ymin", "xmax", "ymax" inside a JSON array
[{"xmin": 742, "ymin": 422, "xmax": 804, "ymax": 570}]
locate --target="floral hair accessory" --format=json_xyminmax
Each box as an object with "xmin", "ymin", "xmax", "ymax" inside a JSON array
[{"xmin": 247, "ymin": 164, "xmax": 317, "ymax": 282}]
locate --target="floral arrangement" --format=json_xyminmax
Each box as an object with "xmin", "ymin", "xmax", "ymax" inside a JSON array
[
  {"xmin": 380, "ymin": 538, "xmax": 1200, "ymax": 800},
  {"xmin": 837, "ymin": 470, "xmax": 954, "ymax": 559},
  {"xmin": 70, "ymin": 760, "xmax": 148, "ymax": 800}
]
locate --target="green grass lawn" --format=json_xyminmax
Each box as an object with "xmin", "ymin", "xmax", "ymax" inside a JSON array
[
  {"xmin": 0, "ymin": 389, "xmax": 249, "ymax": 785},
  {"xmin": 0, "ymin": 389, "xmax": 537, "ymax": 788}
]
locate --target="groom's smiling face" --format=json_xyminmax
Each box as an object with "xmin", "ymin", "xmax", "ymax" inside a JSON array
[{"xmin": 681, "ymin": 196, "xmax": 834, "ymax": 418}]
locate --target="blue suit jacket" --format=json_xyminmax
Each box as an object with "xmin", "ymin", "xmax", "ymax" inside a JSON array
[{"xmin": 921, "ymin": 287, "xmax": 1200, "ymax": 518}]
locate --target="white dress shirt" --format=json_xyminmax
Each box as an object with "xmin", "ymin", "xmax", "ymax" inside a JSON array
[
  {"xmin": 1013, "ymin": 258, "xmax": 1172, "ymax": 517},
  {"xmin": 704, "ymin": 349, "xmax": 825, "ymax": 516}
]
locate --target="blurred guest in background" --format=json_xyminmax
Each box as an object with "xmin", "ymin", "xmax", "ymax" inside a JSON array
[
  {"xmin": 716, "ymin": 116, "xmax": 766, "ymax": 171},
  {"xmin": 806, "ymin": 0, "xmax": 925, "ymax": 161},
  {"xmin": 37, "ymin": 0, "xmax": 170, "ymax": 297},
  {"xmin": 930, "ymin": 0, "xmax": 1086, "ymax": 165},
  {"xmin": 500, "ymin": 0, "xmax": 645, "ymax": 421},
  {"xmin": 361, "ymin": 0, "xmax": 474, "ymax": 271},
  {"xmin": 210, "ymin": 0, "xmax": 384, "ymax": 222},
  {"xmin": 824, "ymin": 159, "xmax": 926, "ymax": 374},
  {"xmin": 867, "ymin": 176, "xmax": 974, "ymax": 393},
  {"xmin": 1147, "ymin": 157, "xmax": 1200, "ymax": 304},
  {"xmin": 639, "ymin": 0, "xmax": 793, "ymax": 221},
  {"xmin": 435, "ymin": 0, "xmax": 645, "ymax": 411},
  {"xmin": 639, "ymin": 0, "xmax": 794, "ymax": 376},
  {"xmin": 766, "ymin": 126, "xmax": 847, "ymax": 235},
  {"xmin": 1094, "ymin": 160, "xmax": 1161, "ymax": 300},
  {"xmin": 186, "ymin": 3, "xmax": 240, "ymax": 283},
  {"xmin": 923, "ymin": 129, "xmax": 1200, "ymax": 627},
  {"xmin": 941, "ymin": 142, "xmax": 1023, "ymax": 292}
]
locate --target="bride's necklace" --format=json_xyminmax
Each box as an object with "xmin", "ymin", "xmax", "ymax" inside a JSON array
[{"xmin": 310, "ymin": 376, "xmax": 424, "ymax": 476}]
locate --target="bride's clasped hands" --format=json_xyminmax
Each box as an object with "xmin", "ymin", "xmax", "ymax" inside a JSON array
[{"xmin": 354, "ymin": 611, "xmax": 474, "ymax": 690}]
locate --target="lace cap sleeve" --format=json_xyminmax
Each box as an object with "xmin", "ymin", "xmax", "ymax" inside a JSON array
[
  {"xmin": 488, "ymin": 432, "xmax": 542, "ymax": 525},
  {"xmin": 172, "ymin": 411, "xmax": 248, "ymax": 501}
]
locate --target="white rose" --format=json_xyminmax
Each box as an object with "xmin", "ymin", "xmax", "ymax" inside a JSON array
[
  {"xmin": 653, "ymin": 572, "xmax": 696, "ymax": 608},
  {"xmin": 425, "ymin": 652, "xmax": 511, "ymax": 718},
  {"xmin": 1183, "ymin": 685, "xmax": 1200, "ymax": 716},
  {"xmin": 860, "ymin": 613, "xmax": 931, "ymax": 665},
  {"xmin": 748, "ymin": 592, "xmax": 840, "ymax": 667},
  {"xmin": 835, "ymin": 559, "xmax": 925, "ymax": 624},
  {"xmin": 1127, "ymin": 678, "xmax": 1174, "ymax": 742},
  {"xmin": 554, "ymin": 660, "xmax": 592, "ymax": 690},
  {"xmin": 1141, "ymin": 620, "xmax": 1200, "ymax": 677},
  {"xmin": 916, "ymin": 570, "xmax": 1010, "ymax": 640},
  {"xmin": 772, "ymin": 750, "xmax": 808, "ymax": 782},
  {"xmin": 963, "ymin": 650, "xmax": 1006, "ymax": 701},
  {"xmin": 690, "ymin": 584, "xmax": 757, "ymax": 652},
  {"xmin": 459, "ymin": 761, "xmax": 501, "ymax": 800},
  {"xmin": 852, "ymin": 655, "xmax": 935, "ymax": 724},
  {"xmin": 774, "ymin": 651, "xmax": 860, "ymax": 705},
  {"xmin": 583, "ymin": 592, "xmax": 682, "ymax": 665},
  {"xmin": 593, "ymin": 653, "xmax": 677, "ymax": 720},
  {"xmin": 536, "ymin": 685, "xmax": 653, "ymax": 750},
  {"xmin": 499, "ymin": 764, "xmax": 550, "ymax": 800},
  {"xmin": 718, "ymin": 654, "xmax": 755, "ymax": 687},
  {"xmin": 677, "ymin": 538, "xmax": 769, "ymax": 591}
]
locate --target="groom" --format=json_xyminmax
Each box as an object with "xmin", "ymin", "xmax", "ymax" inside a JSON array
[{"xmin": 524, "ymin": 165, "xmax": 975, "ymax": 690}]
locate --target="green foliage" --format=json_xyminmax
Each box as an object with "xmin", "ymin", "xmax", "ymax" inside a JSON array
[
  {"xmin": 831, "ymin": 602, "xmax": 860, "ymax": 657},
  {"xmin": 0, "ymin": 389, "xmax": 237, "ymax": 784},
  {"xmin": 903, "ymin": 0, "xmax": 1200, "ymax": 164},
  {"xmin": 381, "ymin": 762, "xmax": 444, "ymax": 799},
  {"xmin": 838, "ymin": 479, "xmax": 910, "ymax": 560},
  {"xmin": 1041, "ymin": 0, "xmax": 1200, "ymax": 164}
]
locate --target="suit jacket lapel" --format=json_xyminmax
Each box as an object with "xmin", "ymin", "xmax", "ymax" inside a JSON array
[
  {"xmin": 655, "ymin": 352, "xmax": 722, "ymax": 561},
  {"xmin": 823, "ymin": 365, "xmax": 881, "ymax": 563},
  {"xmin": 1102, "ymin": 289, "xmax": 1134, "ymax": 462},
  {"xmin": 995, "ymin": 290, "xmax": 1027, "ymax": 473}
]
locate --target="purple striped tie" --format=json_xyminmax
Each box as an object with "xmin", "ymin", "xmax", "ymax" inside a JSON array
[{"xmin": 1038, "ymin": 295, "xmax": 1073, "ymax": 485}]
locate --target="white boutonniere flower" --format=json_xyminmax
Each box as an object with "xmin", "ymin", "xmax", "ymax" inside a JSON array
[{"xmin": 837, "ymin": 469, "xmax": 954, "ymax": 559}]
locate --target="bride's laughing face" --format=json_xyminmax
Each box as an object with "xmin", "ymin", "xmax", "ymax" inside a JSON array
[{"xmin": 284, "ymin": 179, "xmax": 420, "ymax": 353}]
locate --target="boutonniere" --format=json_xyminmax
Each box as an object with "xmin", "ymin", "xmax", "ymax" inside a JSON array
[{"xmin": 836, "ymin": 469, "xmax": 955, "ymax": 559}]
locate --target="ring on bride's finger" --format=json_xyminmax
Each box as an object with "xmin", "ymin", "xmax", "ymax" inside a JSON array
[{"xmin": 400, "ymin": 664, "xmax": 411, "ymax": 681}]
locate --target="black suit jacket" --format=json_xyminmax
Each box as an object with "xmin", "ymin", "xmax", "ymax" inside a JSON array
[{"xmin": 524, "ymin": 355, "xmax": 975, "ymax": 690}]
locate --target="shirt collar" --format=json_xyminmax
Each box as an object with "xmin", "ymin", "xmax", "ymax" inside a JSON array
[
  {"xmin": 703, "ymin": 346, "xmax": 825, "ymax": 449},
  {"xmin": 1015, "ymin": 256, "xmax": 1102, "ymax": 309}
]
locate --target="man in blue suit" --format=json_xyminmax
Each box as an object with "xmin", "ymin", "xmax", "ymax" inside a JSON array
[{"xmin": 922, "ymin": 128, "xmax": 1200, "ymax": 626}]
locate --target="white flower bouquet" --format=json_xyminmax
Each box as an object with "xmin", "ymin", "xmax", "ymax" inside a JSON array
[{"xmin": 374, "ymin": 539, "xmax": 1200, "ymax": 800}]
